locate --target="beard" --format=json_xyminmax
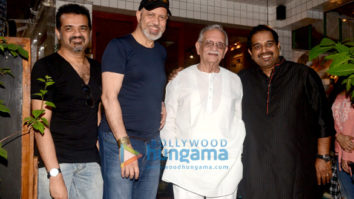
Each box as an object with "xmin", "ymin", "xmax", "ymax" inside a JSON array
[
  {"xmin": 139, "ymin": 21, "xmax": 163, "ymax": 41},
  {"xmin": 69, "ymin": 36, "xmax": 86, "ymax": 52}
]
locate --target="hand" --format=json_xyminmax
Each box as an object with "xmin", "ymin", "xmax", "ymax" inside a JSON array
[
  {"xmin": 49, "ymin": 174, "xmax": 68, "ymax": 199},
  {"xmin": 160, "ymin": 102, "xmax": 166, "ymax": 130},
  {"xmin": 168, "ymin": 67, "xmax": 183, "ymax": 81},
  {"xmin": 341, "ymin": 159, "xmax": 352, "ymax": 175},
  {"xmin": 120, "ymin": 144, "xmax": 139, "ymax": 180},
  {"xmin": 315, "ymin": 158, "xmax": 332, "ymax": 185},
  {"xmin": 336, "ymin": 134, "xmax": 354, "ymax": 152}
]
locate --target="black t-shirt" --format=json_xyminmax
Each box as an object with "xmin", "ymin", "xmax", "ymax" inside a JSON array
[
  {"xmin": 100, "ymin": 34, "xmax": 166, "ymax": 139},
  {"xmin": 31, "ymin": 53, "xmax": 101, "ymax": 167}
]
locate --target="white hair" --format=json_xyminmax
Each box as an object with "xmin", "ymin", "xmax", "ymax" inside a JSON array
[{"xmin": 197, "ymin": 24, "xmax": 229, "ymax": 46}]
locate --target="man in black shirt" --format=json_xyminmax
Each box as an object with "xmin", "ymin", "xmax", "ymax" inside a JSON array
[
  {"xmin": 31, "ymin": 4, "xmax": 102, "ymax": 199},
  {"xmin": 237, "ymin": 25, "xmax": 334, "ymax": 199}
]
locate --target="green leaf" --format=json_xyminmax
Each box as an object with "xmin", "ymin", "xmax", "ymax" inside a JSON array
[
  {"xmin": 45, "ymin": 101, "xmax": 56, "ymax": 108},
  {"xmin": 335, "ymin": 43, "xmax": 350, "ymax": 53},
  {"xmin": 24, "ymin": 116, "xmax": 35, "ymax": 125},
  {"xmin": 32, "ymin": 93, "xmax": 43, "ymax": 98},
  {"xmin": 7, "ymin": 43, "xmax": 18, "ymax": 51},
  {"xmin": 320, "ymin": 38, "xmax": 336, "ymax": 46},
  {"xmin": 346, "ymin": 78, "xmax": 352, "ymax": 92},
  {"xmin": 41, "ymin": 117, "xmax": 49, "ymax": 126},
  {"xmin": 325, "ymin": 52, "xmax": 351, "ymax": 69},
  {"xmin": 17, "ymin": 47, "xmax": 28, "ymax": 59},
  {"xmin": 327, "ymin": 63, "xmax": 354, "ymax": 76},
  {"xmin": 32, "ymin": 121, "xmax": 45, "ymax": 134},
  {"xmin": 37, "ymin": 78, "xmax": 45, "ymax": 82},
  {"xmin": 0, "ymin": 102, "xmax": 10, "ymax": 114},
  {"xmin": 0, "ymin": 143, "xmax": 8, "ymax": 160},
  {"xmin": 0, "ymin": 44, "xmax": 4, "ymax": 52},
  {"xmin": 32, "ymin": 109, "xmax": 45, "ymax": 119},
  {"xmin": 40, "ymin": 89, "xmax": 48, "ymax": 95},
  {"xmin": 309, "ymin": 46, "xmax": 333, "ymax": 61},
  {"xmin": 344, "ymin": 41, "xmax": 354, "ymax": 47},
  {"xmin": 45, "ymin": 81, "xmax": 55, "ymax": 86},
  {"xmin": 10, "ymin": 50, "xmax": 18, "ymax": 57}
]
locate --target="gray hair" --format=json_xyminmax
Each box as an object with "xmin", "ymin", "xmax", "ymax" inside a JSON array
[{"xmin": 197, "ymin": 24, "xmax": 229, "ymax": 46}]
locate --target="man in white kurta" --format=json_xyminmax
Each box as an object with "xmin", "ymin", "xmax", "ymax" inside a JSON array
[{"xmin": 161, "ymin": 24, "xmax": 246, "ymax": 199}]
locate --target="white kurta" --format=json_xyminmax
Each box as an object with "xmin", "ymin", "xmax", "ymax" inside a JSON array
[{"xmin": 161, "ymin": 65, "xmax": 246, "ymax": 197}]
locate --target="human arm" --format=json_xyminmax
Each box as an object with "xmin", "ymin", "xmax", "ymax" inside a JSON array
[
  {"xmin": 32, "ymin": 99, "xmax": 68, "ymax": 199},
  {"xmin": 336, "ymin": 133, "xmax": 354, "ymax": 153},
  {"xmin": 315, "ymin": 136, "xmax": 332, "ymax": 185},
  {"xmin": 101, "ymin": 72, "xmax": 139, "ymax": 179}
]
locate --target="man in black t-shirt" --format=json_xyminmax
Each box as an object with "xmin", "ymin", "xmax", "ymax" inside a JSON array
[
  {"xmin": 99, "ymin": 0, "xmax": 170, "ymax": 198},
  {"xmin": 31, "ymin": 4, "xmax": 102, "ymax": 199}
]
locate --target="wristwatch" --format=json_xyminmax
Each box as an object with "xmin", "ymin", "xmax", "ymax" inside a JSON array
[
  {"xmin": 316, "ymin": 154, "xmax": 331, "ymax": 162},
  {"xmin": 47, "ymin": 168, "xmax": 62, "ymax": 179}
]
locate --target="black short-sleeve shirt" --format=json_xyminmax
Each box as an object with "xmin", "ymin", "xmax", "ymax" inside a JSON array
[
  {"xmin": 31, "ymin": 53, "xmax": 101, "ymax": 166},
  {"xmin": 100, "ymin": 34, "xmax": 166, "ymax": 139}
]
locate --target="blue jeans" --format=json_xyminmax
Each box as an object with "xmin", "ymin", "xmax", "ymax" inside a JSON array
[
  {"xmin": 337, "ymin": 162, "xmax": 354, "ymax": 199},
  {"xmin": 98, "ymin": 127, "xmax": 161, "ymax": 199},
  {"xmin": 37, "ymin": 162, "xmax": 103, "ymax": 199}
]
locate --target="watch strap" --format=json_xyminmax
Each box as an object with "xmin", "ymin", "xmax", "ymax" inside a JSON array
[
  {"xmin": 316, "ymin": 154, "xmax": 331, "ymax": 162},
  {"xmin": 47, "ymin": 168, "xmax": 62, "ymax": 179}
]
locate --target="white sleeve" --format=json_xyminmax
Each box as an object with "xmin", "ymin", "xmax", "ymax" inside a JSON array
[{"xmin": 160, "ymin": 76, "xmax": 180, "ymax": 156}]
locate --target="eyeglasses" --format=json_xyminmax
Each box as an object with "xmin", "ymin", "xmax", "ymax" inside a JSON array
[
  {"xmin": 201, "ymin": 40, "xmax": 227, "ymax": 50},
  {"xmin": 82, "ymin": 85, "xmax": 95, "ymax": 108}
]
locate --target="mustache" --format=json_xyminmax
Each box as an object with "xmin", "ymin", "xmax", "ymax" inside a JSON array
[
  {"xmin": 258, "ymin": 52, "xmax": 273, "ymax": 58},
  {"xmin": 69, "ymin": 36, "xmax": 85, "ymax": 43},
  {"xmin": 148, "ymin": 24, "xmax": 160, "ymax": 30}
]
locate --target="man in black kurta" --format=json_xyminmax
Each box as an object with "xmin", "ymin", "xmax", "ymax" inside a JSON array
[{"xmin": 237, "ymin": 25, "xmax": 334, "ymax": 199}]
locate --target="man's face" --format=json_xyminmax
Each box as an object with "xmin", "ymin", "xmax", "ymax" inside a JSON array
[
  {"xmin": 137, "ymin": 7, "xmax": 168, "ymax": 41},
  {"xmin": 196, "ymin": 29, "xmax": 228, "ymax": 65},
  {"xmin": 248, "ymin": 30, "xmax": 280, "ymax": 70},
  {"xmin": 55, "ymin": 13, "xmax": 90, "ymax": 53}
]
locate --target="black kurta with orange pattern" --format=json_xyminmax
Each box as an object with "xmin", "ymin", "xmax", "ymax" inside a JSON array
[{"xmin": 238, "ymin": 58, "xmax": 334, "ymax": 199}]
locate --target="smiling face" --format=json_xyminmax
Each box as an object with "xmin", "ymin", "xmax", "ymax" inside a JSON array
[
  {"xmin": 136, "ymin": 7, "xmax": 168, "ymax": 41},
  {"xmin": 248, "ymin": 30, "xmax": 280, "ymax": 70},
  {"xmin": 56, "ymin": 13, "xmax": 90, "ymax": 53},
  {"xmin": 196, "ymin": 29, "xmax": 228, "ymax": 66}
]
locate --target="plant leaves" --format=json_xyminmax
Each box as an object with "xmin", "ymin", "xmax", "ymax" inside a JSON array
[
  {"xmin": 32, "ymin": 121, "xmax": 45, "ymax": 134},
  {"xmin": 40, "ymin": 89, "xmax": 47, "ymax": 95},
  {"xmin": 45, "ymin": 101, "xmax": 56, "ymax": 108},
  {"xmin": 45, "ymin": 81, "xmax": 55, "ymax": 86},
  {"xmin": 325, "ymin": 52, "xmax": 351, "ymax": 69},
  {"xmin": 320, "ymin": 38, "xmax": 336, "ymax": 47},
  {"xmin": 309, "ymin": 45, "xmax": 333, "ymax": 61},
  {"xmin": 32, "ymin": 93, "xmax": 43, "ymax": 98},
  {"xmin": 0, "ymin": 143, "xmax": 8, "ymax": 160},
  {"xmin": 24, "ymin": 116, "xmax": 35, "ymax": 125},
  {"xmin": 41, "ymin": 117, "xmax": 49, "ymax": 126},
  {"xmin": 10, "ymin": 50, "xmax": 17, "ymax": 57},
  {"xmin": 0, "ymin": 44, "xmax": 4, "ymax": 52},
  {"xmin": 344, "ymin": 41, "xmax": 354, "ymax": 47},
  {"xmin": 17, "ymin": 47, "xmax": 28, "ymax": 59},
  {"xmin": 0, "ymin": 102, "xmax": 10, "ymax": 114},
  {"xmin": 327, "ymin": 63, "xmax": 354, "ymax": 76},
  {"xmin": 335, "ymin": 43, "xmax": 350, "ymax": 53},
  {"xmin": 7, "ymin": 43, "xmax": 18, "ymax": 51},
  {"xmin": 346, "ymin": 78, "xmax": 352, "ymax": 92},
  {"xmin": 37, "ymin": 78, "xmax": 45, "ymax": 82},
  {"xmin": 32, "ymin": 109, "xmax": 45, "ymax": 119}
]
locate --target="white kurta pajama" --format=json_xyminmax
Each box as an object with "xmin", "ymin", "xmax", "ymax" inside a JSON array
[{"xmin": 161, "ymin": 65, "xmax": 246, "ymax": 197}]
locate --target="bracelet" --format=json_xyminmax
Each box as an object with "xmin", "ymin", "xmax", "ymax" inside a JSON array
[{"xmin": 118, "ymin": 136, "xmax": 131, "ymax": 148}]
